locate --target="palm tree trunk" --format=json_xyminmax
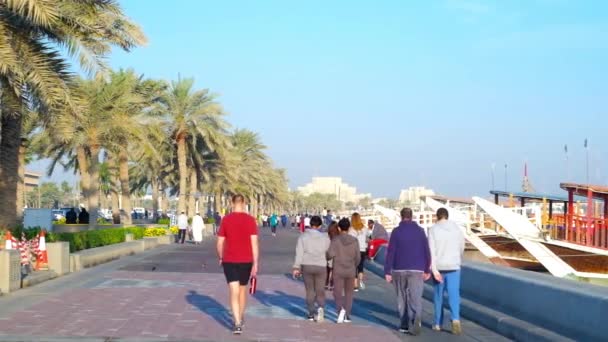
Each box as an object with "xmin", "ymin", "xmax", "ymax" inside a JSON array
[
  {"xmin": 118, "ymin": 148, "xmax": 132, "ymax": 225},
  {"xmin": 214, "ymin": 190, "xmax": 221, "ymax": 215},
  {"xmin": 76, "ymin": 147, "xmax": 91, "ymax": 210},
  {"xmin": 107, "ymin": 153, "xmax": 120, "ymax": 224},
  {"xmin": 87, "ymin": 145, "xmax": 101, "ymax": 229},
  {"xmin": 177, "ymin": 136, "xmax": 188, "ymax": 215},
  {"xmin": 16, "ymin": 139, "xmax": 26, "ymax": 222},
  {"xmin": 0, "ymin": 113, "xmax": 23, "ymax": 227},
  {"xmin": 188, "ymin": 168, "xmax": 197, "ymax": 217},
  {"xmin": 151, "ymin": 177, "xmax": 159, "ymax": 221}
]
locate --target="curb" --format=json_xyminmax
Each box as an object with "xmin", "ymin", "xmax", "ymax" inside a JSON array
[{"xmin": 365, "ymin": 261, "xmax": 573, "ymax": 342}]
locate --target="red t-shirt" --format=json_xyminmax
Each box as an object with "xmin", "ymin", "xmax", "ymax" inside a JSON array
[{"xmin": 218, "ymin": 212, "xmax": 258, "ymax": 263}]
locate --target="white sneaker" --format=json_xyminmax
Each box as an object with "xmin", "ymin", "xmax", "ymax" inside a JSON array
[
  {"xmin": 316, "ymin": 307, "xmax": 324, "ymax": 323},
  {"xmin": 359, "ymin": 281, "xmax": 365, "ymax": 290},
  {"xmin": 337, "ymin": 309, "xmax": 346, "ymax": 324}
]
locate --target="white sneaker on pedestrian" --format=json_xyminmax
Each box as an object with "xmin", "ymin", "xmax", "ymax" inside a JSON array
[
  {"xmin": 359, "ymin": 281, "xmax": 365, "ymax": 290},
  {"xmin": 316, "ymin": 307, "xmax": 324, "ymax": 323},
  {"xmin": 337, "ymin": 309, "xmax": 346, "ymax": 324}
]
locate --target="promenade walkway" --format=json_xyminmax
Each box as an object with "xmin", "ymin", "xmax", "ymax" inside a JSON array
[{"xmin": 0, "ymin": 228, "xmax": 511, "ymax": 341}]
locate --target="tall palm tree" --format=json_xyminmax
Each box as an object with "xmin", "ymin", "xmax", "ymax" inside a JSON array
[
  {"xmin": 0, "ymin": 0, "xmax": 146, "ymax": 227},
  {"xmin": 160, "ymin": 77, "xmax": 229, "ymax": 215}
]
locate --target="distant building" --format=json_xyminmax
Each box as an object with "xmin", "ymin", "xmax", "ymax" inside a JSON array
[
  {"xmin": 24, "ymin": 171, "xmax": 40, "ymax": 192},
  {"xmin": 297, "ymin": 177, "xmax": 371, "ymax": 203},
  {"xmin": 399, "ymin": 186, "xmax": 435, "ymax": 206}
]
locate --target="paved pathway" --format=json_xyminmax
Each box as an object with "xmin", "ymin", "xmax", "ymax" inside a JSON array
[{"xmin": 0, "ymin": 228, "xmax": 512, "ymax": 341}]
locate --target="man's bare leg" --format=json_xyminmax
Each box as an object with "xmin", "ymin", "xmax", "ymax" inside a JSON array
[
  {"xmin": 239, "ymin": 285, "xmax": 248, "ymax": 322},
  {"xmin": 228, "ymin": 282, "xmax": 241, "ymax": 325}
]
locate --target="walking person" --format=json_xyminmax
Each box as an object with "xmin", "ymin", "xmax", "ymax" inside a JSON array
[
  {"xmin": 216, "ymin": 194, "xmax": 259, "ymax": 335},
  {"xmin": 349, "ymin": 213, "xmax": 369, "ymax": 291},
  {"xmin": 293, "ymin": 216, "xmax": 331, "ymax": 322},
  {"xmin": 429, "ymin": 208, "xmax": 465, "ymax": 335},
  {"xmin": 177, "ymin": 211, "xmax": 188, "ymax": 244},
  {"xmin": 192, "ymin": 212, "xmax": 204, "ymax": 244},
  {"xmin": 368, "ymin": 219, "xmax": 389, "ymax": 258},
  {"xmin": 384, "ymin": 208, "xmax": 431, "ymax": 335},
  {"xmin": 270, "ymin": 213, "xmax": 279, "ymax": 237},
  {"xmin": 325, "ymin": 221, "xmax": 339, "ymax": 290},
  {"xmin": 327, "ymin": 218, "xmax": 360, "ymax": 324}
]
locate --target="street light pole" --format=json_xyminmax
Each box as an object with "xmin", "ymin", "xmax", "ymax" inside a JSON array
[
  {"xmin": 491, "ymin": 163, "xmax": 496, "ymax": 190},
  {"xmin": 504, "ymin": 163, "xmax": 508, "ymax": 192}
]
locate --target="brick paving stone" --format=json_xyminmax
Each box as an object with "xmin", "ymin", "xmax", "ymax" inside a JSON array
[{"xmin": 0, "ymin": 229, "xmax": 513, "ymax": 342}]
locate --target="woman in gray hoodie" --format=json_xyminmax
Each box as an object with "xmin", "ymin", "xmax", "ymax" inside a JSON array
[
  {"xmin": 293, "ymin": 216, "xmax": 331, "ymax": 322},
  {"xmin": 327, "ymin": 218, "xmax": 361, "ymax": 324}
]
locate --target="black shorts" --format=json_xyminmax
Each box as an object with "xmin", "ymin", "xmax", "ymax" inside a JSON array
[
  {"xmin": 223, "ymin": 262, "xmax": 253, "ymax": 285},
  {"xmin": 357, "ymin": 252, "xmax": 366, "ymax": 274}
]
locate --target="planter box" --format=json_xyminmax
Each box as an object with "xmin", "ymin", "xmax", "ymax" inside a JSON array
[{"xmin": 70, "ymin": 240, "xmax": 143, "ymax": 272}]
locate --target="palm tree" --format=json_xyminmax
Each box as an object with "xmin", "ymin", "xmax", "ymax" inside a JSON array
[
  {"xmin": 0, "ymin": 0, "xmax": 146, "ymax": 227},
  {"xmin": 160, "ymin": 77, "xmax": 229, "ymax": 216}
]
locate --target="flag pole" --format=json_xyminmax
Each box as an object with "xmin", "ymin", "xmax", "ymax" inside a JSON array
[{"xmin": 585, "ymin": 139, "xmax": 589, "ymax": 184}]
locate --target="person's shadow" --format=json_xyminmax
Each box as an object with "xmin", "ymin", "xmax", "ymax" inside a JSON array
[{"xmin": 185, "ymin": 290, "xmax": 232, "ymax": 329}]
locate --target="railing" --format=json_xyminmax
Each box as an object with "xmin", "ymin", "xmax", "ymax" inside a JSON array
[{"xmin": 546, "ymin": 214, "xmax": 608, "ymax": 249}]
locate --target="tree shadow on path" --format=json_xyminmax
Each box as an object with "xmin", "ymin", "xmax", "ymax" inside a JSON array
[{"xmin": 185, "ymin": 290, "xmax": 232, "ymax": 330}]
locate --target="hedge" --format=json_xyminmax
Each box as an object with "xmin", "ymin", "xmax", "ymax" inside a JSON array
[{"xmin": 7, "ymin": 226, "xmax": 170, "ymax": 253}]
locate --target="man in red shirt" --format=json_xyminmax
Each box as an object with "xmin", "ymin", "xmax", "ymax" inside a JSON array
[{"xmin": 216, "ymin": 194, "xmax": 259, "ymax": 335}]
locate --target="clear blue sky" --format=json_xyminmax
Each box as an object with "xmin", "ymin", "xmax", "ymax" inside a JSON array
[{"xmin": 30, "ymin": 0, "xmax": 608, "ymax": 198}]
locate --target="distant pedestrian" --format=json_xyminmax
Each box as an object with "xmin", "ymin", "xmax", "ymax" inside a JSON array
[
  {"xmin": 214, "ymin": 212, "xmax": 222, "ymax": 235},
  {"xmin": 429, "ymin": 208, "xmax": 465, "ymax": 335},
  {"xmin": 192, "ymin": 212, "xmax": 204, "ymax": 244},
  {"xmin": 325, "ymin": 210, "xmax": 334, "ymax": 226},
  {"xmin": 293, "ymin": 216, "xmax": 331, "ymax": 322},
  {"xmin": 78, "ymin": 207, "xmax": 89, "ymax": 224},
  {"xmin": 281, "ymin": 214, "xmax": 288, "ymax": 228},
  {"xmin": 327, "ymin": 218, "xmax": 360, "ymax": 324},
  {"xmin": 270, "ymin": 213, "xmax": 279, "ymax": 236},
  {"xmin": 349, "ymin": 213, "xmax": 369, "ymax": 291},
  {"xmin": 66, "ymin": 208, "xmax": 77, "ymax": 224},
  {"xmin": 299, "ymin": 214, "xmax": 305, "ymax": 233},
  {"xmin": 384, "ymin": 208, "xmax": 431, "ymax": 335},
  {"xmin": 216, "ymin": 194, "xmax": 259, "ymax": 335},
  {"xmin": 325, "ymin": 221, "xmax": 339, "ymax": 290},
  {"xmin": 304, "ymin": 214, "xmax": 311, "ymax": 229},
  {"xmin": 177, "ymin": 211, "xmax": 188, "ymax": 244}
]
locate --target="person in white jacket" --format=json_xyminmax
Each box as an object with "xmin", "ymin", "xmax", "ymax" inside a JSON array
[
  {"xmin": 293, "ymin": 215, "xmax": 331, "ymax": 322},
  {"xmin": 428, "ymin": 207, "xmax": 465, "ymax": 335},
  {"xmin": 192, "ymin": 213, "xmax": 204, "ymax": 244}
]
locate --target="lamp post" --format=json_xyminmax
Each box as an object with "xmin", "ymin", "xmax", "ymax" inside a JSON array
[
  {"xmin": 491, "ymin": 163, "xmax": 496, "ymax": 190},
  {"xmin": 504, "ymin": 163, "xmax": 508, "ymax": 192}
]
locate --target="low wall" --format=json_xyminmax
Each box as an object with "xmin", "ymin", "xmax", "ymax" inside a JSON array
[
  {"xmin": 70, "ymin": 237, "xmax": 163, "ymax": 272},
  {"xmin": 460, "ymin": 261, "xmax": 608, "ymax": 342},
  {"xmin": 371, "ymin": 246, "xmax": 608, "ymax": 342}
]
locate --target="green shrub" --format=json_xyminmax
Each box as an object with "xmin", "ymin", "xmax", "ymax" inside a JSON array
[
  {"xmin": 204, "ymin": 217, "xmax": 215, "ymax": 224},
  {"xmin": 48, "ymin": 227, "xmax": 145, "ymax": 253},
  {"xmin": 157, "ymin": 218, "xmax": 170, "ymax": 225}
]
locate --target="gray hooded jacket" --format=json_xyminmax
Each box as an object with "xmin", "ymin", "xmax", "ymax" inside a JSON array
[
  {"xmin": 327, "ymin": 233, "xmax": 361, "ymax": 278},
  {"xmin": 293, "ymin": 229, "xmax": 331, "ymax": 269}
]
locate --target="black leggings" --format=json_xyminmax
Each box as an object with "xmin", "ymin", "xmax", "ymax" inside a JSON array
[{"xmin": 357, "ymin": 252, "xmax": 366, "ymax": 274}]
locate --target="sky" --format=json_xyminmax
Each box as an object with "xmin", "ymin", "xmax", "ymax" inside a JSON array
[{"xmin": 29, "ymin": 0, "xmax": 608, "ymax": 199}]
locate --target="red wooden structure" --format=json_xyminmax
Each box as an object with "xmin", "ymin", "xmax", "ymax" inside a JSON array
[{"xmin": 555, "ymin": 183, "xmax": 608, "ymax": 249}]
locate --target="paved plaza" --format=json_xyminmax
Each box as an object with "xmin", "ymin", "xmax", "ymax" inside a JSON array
[{"xmin": 0, "ymin": 229, "xmax": 511, "ymax": 341}]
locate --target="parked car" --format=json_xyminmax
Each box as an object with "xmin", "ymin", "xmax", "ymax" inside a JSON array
[{"xmin": 52, "ymin": 210, "xmax": 65, "ymax": 221}]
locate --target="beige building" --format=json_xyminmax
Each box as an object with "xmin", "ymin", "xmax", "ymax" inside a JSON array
[
  {"xmin": 24, "ymin": 171, "xmax": 41, "ymax": 192},
  {"xmin": 297, "ymin": 177, "xmax": 371, "ymax": 203},
  {"xmin": 399, "ymin": 186, "xmax": 435, "ymax": 205}
]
